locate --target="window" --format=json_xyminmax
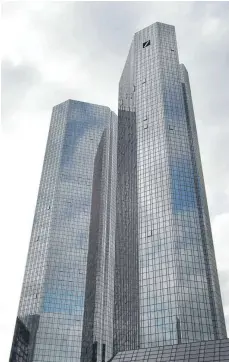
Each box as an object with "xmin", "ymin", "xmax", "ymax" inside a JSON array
[{"xmin": 147, "ymin": 230, "xmax": 152, "ymax": 237}]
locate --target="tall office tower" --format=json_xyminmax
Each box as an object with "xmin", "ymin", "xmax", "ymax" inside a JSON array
[
  {"xmin": 114, "ymin": 22, "xmax": 227, "ymax": 355},
  {"xmin": 81, "ymin": 117, "xmax": 117, "ymax": 362},
  {"xmin": 10, "ymin": 100, "xmax": 117, "ymax": 362}
]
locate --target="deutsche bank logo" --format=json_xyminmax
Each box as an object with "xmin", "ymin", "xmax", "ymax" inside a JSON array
[{"xmin": 143, "ymin": 40, "xmax": 150, "ymax": 48}]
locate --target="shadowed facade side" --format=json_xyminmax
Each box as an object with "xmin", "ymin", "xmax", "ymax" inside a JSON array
[{"xmin": 81, "ymin": 115, "xmax": 117, "ymax": 362}]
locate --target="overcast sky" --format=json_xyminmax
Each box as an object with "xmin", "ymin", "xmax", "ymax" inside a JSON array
[{"xmin": 1, "ymin": 1, "xmax": 229, "ymax": 359}]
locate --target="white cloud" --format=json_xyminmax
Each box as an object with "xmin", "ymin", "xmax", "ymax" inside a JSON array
[
  {"xmin": 212, "ymin": 213, "xmax": 229, "ymax": 272},
  {"xmin": 202, "ymin": 17, "xmax": 220, "ymax": 37},
  {"xmin": 212, "ymin": 213, "xmax": 229, "ymax": 329}
]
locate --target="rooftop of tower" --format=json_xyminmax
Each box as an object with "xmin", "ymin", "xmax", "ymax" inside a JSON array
[
  {"xmin": 134, "ymin": 21, "xmax": 175, "ymax": 35},
  {"xmin": 53, "ymin": 99, "xmax": 115, "ymax": 114}
]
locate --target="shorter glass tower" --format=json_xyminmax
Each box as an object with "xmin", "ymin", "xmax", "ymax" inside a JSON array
[{"xmin": 10, "ymin": 100, "xmax": 117, "ymax": 362}]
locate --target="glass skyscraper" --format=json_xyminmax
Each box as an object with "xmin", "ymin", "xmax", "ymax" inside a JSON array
[
  {"xmin": 10, "ymin": 100, "xmax": 117, "ymax": 362},
  {"xmin": 114, "ymin": 21, "xmax": 227, "ymax": 354},
  {"xmin": 10, "ymin": 21, "xmax": 228, "ymax": 362}
]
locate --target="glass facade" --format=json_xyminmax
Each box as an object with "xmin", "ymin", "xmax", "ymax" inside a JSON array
[
  {"xmin": 10, "ymin": 21, "xmax": 228, "ymax": 362},
  {"xmin": 10, "ymin": 100, "xmax": 117, "ymax": 362},
  {"xmin": 81, "ymin": 114, "xmax": 117, "ymax": 362},
  {"xmin": 114, "ymin": 21, "xmax": 227, "ymax": 353},
  {"xmin": 10, "ymin": 318, "xmax": 30, "ymax": 362},
  {"xmin": 112, "ymin": 338, "xmax": 229, "ymax": 362}
]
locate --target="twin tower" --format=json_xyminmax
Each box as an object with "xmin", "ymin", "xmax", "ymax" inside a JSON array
[{"xmin": 10, "ymin": 22, "xmax": 228, "ymax": 362}]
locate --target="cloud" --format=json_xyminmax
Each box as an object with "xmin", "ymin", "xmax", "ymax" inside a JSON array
[
  {"xmin": 1, "ymin": 2, "xmax": 229, "ymax": 360},
  {"xmin": 1, "ymin": 60, "xmax": 42, "ymax": 121},
  {"xmin": 212, "ymin": 213, "xmax": 229, "ymax": 329}
]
